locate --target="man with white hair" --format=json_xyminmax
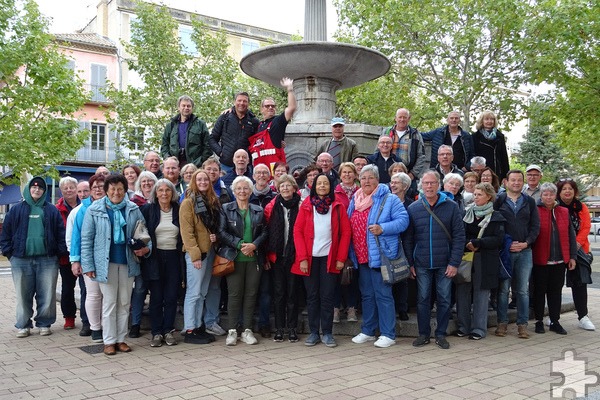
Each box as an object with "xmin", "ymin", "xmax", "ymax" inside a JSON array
[{"xmin": 222, "ymin": 149, "xmax": 254, "ymax": 188}]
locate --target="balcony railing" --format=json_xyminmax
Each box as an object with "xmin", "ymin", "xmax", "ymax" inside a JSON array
[{"xmin": 85, "ymin": 84, "xmax": 109, "ymax": 103}]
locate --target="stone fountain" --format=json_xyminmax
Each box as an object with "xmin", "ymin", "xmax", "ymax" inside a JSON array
[{"xmin": 240, "ymin": 0, "xmax": 391, "ymax": 169}]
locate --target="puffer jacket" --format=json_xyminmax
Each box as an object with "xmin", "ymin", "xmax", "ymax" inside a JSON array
[
  {"xmin": 422, "ymin": 125, "xmax": 474, "ymax": 170},
  {"xmin": 217, "ymin": 201, "xmax": 268, "ymax": 266},
  {"xmin": 80, "ymin": 199, "xmax": 151, "ymax": 283},
  {"xmin": 209, "ymin": 107, "xmax": 259, "ymax": 168},
  {"xmin": 404, "ymin": 192, "xmax": 466, "ymax": 269},
  {"xmin": 347, "ymin": 184, "xmax": 409, "ymax": 269},
  {"xmin": 161, "ymin": 113, "xmax": 212, "ymax": 167}
]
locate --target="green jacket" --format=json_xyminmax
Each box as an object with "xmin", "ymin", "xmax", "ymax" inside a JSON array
[{"xmin": 161, "ymin": 113, "xmax": 212, "ymax": 166}]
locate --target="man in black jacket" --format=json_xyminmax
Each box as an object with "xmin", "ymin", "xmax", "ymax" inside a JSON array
[
  {"xmin": 367, "ymin": 136, "xmax": 399, "ymax": 184},
  {"xmin": 209, "ymin": 92, "xmax": 259, "ymax": 173}
]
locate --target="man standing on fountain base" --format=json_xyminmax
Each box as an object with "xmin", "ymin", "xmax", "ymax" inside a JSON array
[{"xmin": 249, "ymin": 78, "xmax": 297, "ymax": 173}]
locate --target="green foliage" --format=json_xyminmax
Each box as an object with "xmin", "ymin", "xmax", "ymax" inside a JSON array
[
  {"xmin": 333, "ymin": 0, "xmax": 532, "ymax": 128},
  {"xmin": 106, "ymin": 1, "xmax": 238, "ymax": 161},
  {"xmin": 526, "ymin": 0, "xmax": 600, "ymax": 176},
  {"xmin": 0, "ymin": 0, "xmax": 88, "ymax": 181}
]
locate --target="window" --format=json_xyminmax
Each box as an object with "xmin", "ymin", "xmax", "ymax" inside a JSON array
[
  {"xmin": 179, "ymin": 26, "xmax": 198, "ymax": 55},
  {"xmin": 91, "ymin": 123, "xmax": 106, "ymax": 151},
  {"xmin": 90, "ymin": 64, "xmax": 107, "ymax": 102},
  {"xmin": 241, "ymin": 39, "xmax": 259, "ymax": 57}
]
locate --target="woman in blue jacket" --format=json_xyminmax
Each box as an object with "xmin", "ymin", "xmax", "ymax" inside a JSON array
[{"xmin": 348, "ymin": 165, "xmax": 409, "ymax": 348}]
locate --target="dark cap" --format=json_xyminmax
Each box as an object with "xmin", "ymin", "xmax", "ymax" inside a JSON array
[{"xmin": 29, "ymin": 177, "xmax": 47, "ymax": 192}]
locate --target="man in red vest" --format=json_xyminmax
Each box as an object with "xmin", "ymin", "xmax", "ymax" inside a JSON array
[{"xmin": 248, "ymin": 77, "xmax": 296, "ymax": 174}]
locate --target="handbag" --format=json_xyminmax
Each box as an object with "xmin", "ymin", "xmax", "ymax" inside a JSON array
[
  {"xmin": 212, "ymin": 254, "xmax": 234, "ymax": 277},
  {"xmin": 130, "ymin": 219, "xmax": 151, "ymax": 262},
  {"xmin": 340, "ymin": 261, "xmax": 353, "ymax": 286},
  {"xmin": 454, "ymin": 214, "xmax": 492, "ymax": 284},
  {"xmin": 374, "ymin": 194, "xmax": 410, "ymax": 285},
  {"xmin": 567, "ymin": 247, "xmax": 593, "ymax": 287}
]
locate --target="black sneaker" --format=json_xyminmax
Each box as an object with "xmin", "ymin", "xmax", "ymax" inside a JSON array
[
  {"xmin": 288, "ymin": 328, "xmax": 298, "ymax": 343},
  {"xmin": 435, "ymin": 336, "xmax": 450, "ymax": 349},
  {"xmin": 184, "ymin": 327, "xmax": 216, "ymax": 344},
  {"xmin": 468, "ymin": 333, "xmax": 482, "ymax": 340},
  {"xmin": 508, "ymin": 300, "xmax": 517, "ymax": 309},
  {"xmin": 128, "ymin": 324, "xmax": 141, "ymax": 338},
  {"xmin": 398, "ymin": 311, "xmax": 409, "ymax": 321},
  {"xmin": 412, "ymin": 335, "xmax": 430, "ymax": 347},
  {"xmin": 79, "ymin": 323, "xmax": 91, "ymax": 337},
  {"xmin": 91, "ymin": 329, "xmax": 103, "ymax": 343},
  {"xmin": 535, "ymin": 321, "xmax": 545, "ymax": 334},
  {"xmin": 549, "ymin": 322, "xmax": 567, "ymax": 335},
  {"xmin": 273, "ymin": 330, "xmax": 284, "ymax": 342},
  {"xmin": 453, "ymin": 330, "xmax": 468, "ymax": 337}
]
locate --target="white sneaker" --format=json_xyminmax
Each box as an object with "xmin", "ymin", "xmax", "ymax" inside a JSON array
[
  {"xmin": 352, "ymin": 333, "xmax": 376, "ymax": 344},
  {"xmin": 225, "ymin": 329, "xmax": 238, "ymax": 346},
  {"xmin": 39, "ymin": 327, "xmax": 52, "ymax": 336},
  {"xmin": 374, "ymin": 336, "xmax": 396, "ymax": 348},
  {"xmin": 545, "ymin": 317, "xmax": 551, "ymax": 327},
  {"xmin": 16, "ymin": 328, "xmax": 30, "ymax": 338},
  {"xmin": 579, "ymin": 315, "xmax": 596, "ymax": 331},
  {"xmin": 240, "ymin": 329, "xmax": 258, "ymax": 345},
  {"xmin": 206, "ymin": 322, "xmax": 226, "ymax": 336}
]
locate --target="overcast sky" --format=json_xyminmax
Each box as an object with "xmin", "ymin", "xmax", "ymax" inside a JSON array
[{"xmin": 35, "ymin": 0, "xmax": 338, "ymax": 38}]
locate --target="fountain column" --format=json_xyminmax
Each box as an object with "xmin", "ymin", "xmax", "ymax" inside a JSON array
[{"xmin": 304, "ymin": 0, "xmax": 327, "ymax": 41}]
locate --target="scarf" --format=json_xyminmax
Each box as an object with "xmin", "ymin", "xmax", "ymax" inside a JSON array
[
  {"xmin": 310, "ymin": 195, "xmax": 333, "ymax": 215},
  {"xmin": 105, "ymin": 197, "xmax": 127, "ymax": 244},
  {"xmin": 253, "ymin": 185, "xmax": 272, "ymax": 197},
  {"xmin": 267, "ymin": 193, "xmax": 300, "ymax": 257},
  {"xmin": 353, "ymin": 187, "xmax": 375, "ymax": 212},
  {"xmin": 193, "ymin": 193, "xmax": 220, "ymax": 233},
  {"xmin": 480, "ymin": 127, "xmax": 497, "ymax": 140},
  {"xmin": 463, "ymin": 202, "xmax": 494, "ymax": 224},
  {"xmin": 558, "ymin": 197, "xmax": 582, "ymax": 233},
  {"xmin": 340, "ymin": 183, "xmax": 358, "ymax": 200}
]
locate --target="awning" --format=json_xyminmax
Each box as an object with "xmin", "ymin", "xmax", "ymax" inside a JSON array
[{"xmin": 0, "ymin": 184, "xmax": 22, "ymax": 205}]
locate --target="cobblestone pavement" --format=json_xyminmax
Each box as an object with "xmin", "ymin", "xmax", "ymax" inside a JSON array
[{"xmin": 0, "ymin": 263, "xmax": 599, "ymax": 399}]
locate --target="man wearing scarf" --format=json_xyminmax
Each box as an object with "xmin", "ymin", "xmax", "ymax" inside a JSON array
[{"xmin": 1, "ymin": 177, "xmax": 67, "ymax": 338}]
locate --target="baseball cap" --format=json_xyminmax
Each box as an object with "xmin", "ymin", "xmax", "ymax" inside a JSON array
[
  {"xmin": 526, "ymin": 164, "xmax": 542, "ymax": 173},
  {"xmin": 331, "ymin": 117, "xmax": 345, "ymax": 126}
]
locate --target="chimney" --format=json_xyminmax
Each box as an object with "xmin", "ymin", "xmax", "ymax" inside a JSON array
[{"xmin": 96, "ymin": 0, "xmax": 109, "ymax": 36}]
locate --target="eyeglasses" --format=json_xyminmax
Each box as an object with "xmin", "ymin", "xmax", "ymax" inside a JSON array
[
  {"xmin": 263, "ymin": 104, "xmax": 276, "ymax": 109},
  {"xmin": 144, "ymin": 159, "xmax": 160, "ymax": 163},
  {"xmin": 91, "ymin": 185, "xmax": 104, "ymax": 190},
  {"xmin": 438, "ymin": 153, "xmax": 452, "ymax": 157},
  {"xmin": 254, "ymin": 171, "xmax": 270, "ymax": 176}
]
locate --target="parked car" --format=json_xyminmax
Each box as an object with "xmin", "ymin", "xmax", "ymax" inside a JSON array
[{"xmin": 590, "ymin": 217, "xmax": 600, "ymax": 235}]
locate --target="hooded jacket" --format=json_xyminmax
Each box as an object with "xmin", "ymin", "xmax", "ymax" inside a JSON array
[{"xmin": 161, "ymin": 113, "xmax": 212, "ymax": 166}]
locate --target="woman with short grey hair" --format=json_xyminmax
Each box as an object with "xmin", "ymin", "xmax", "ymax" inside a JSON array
[
  {"xmin": 131, "ymin": 171, "xmax": 158, "ymax": 206},
  {"xmin": 443, "ymin": 173, "xmax": 465, "ymax": 215}
]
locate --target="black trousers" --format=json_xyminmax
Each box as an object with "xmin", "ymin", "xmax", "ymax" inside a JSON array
[
  {"xmin": 272, "ymin": 255, "xmax": 300, "ymax": 330},
  {"xmin": 532, "ymin": 263, "xmax": 566, "ymax": 322},
  {"xmin": 303, "ymin": 256, "xmax": 337, "ymax": 335}
]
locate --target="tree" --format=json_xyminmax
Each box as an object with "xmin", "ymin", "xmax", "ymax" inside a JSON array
[
  {"xmin": 516, "ymin": 97, "xmax": 572, "ymax": 182},
  {"xmin": 106, "ymin": 1, "xmax": 238, "ymax": 160},
  {"xmin": 0, "ymin": 0, "xmax": 88, "ymax": 181},
  {"xmin": 525, "ymin": 0, "xmax": 600, "ymax": 176},
  {"xmin": 333, "ymin": 0, "xmax": 533, "ymax": 128}
]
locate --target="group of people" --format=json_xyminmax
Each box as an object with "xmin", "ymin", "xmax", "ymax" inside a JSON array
[{"xmin": 1, "ymin": 94, "xmax": 595, "ymax": 355}]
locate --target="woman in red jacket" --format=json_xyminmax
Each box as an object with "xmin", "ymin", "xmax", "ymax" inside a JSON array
[
  {"xmin": 292, "ymin": 174, "xmax": 351, "ymax": 348},
  {"xmin": 557, "ymin": 179, "xmax": 595, "ymax": 331},
  {"xmin": 532, "ymin": 182, "xmax": 577, "ymax": 335}
]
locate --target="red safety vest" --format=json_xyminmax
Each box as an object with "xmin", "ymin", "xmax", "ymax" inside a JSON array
[{"xmin": 248, "ymin": 121, "xmax": 286, "ymax": 174}]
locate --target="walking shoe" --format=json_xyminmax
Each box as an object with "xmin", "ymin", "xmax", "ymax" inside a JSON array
[
  {"xmin": 128, "ymin": 324, "xmax": 141, "ymax": 338},
  {"xmin": 412, "ymin": 335, "xmax": 430, "ymax": 347},
  {"xmin": 150, "ymin": 334, "xmax": 164, "ymax": 347},
  {"xmin": 79, "ymin": 323, "xmax": 91, "ymax": 337},
  {"xmin": 579, "ymin": 315, "xmax": 596, "ymax": 331},
  {"xmin": 352, "ymin": 333, "xmax": 376, "ymax": 344},
  {"xmin": 103, "ymin": 344, "xmax": 116, "ymax": 356},
  {"xmin": 39, "ymin": 327, "xmax": 52, "ymax": 336},
  {"xmin": 116, "ymin": 342, "xmax": 132, "ymax": 352},
  {"xmin": 495, "ymin": 323, "xmax": 507, "ymax": 337},
  {"xmin": 241, "ymin": 329, "xmax": 258, "ymax": 345},
  {"xmin": 304, "ymin": 333, "xmax": 321, "ymax": 346},
  {"xmin": 322, "ymin": 334, "xmax": 337, "ymax": 348},
  {"xmin": 453, "ymin": 330, "xmax": 468, "ymax": 337},
  {"xmin": 16, "ymin": 328, "xmax": 30, "ymax": 338},
  {"xmin": 535, "ymin": 321, "xmax": 545, "ymax": 334},
  {"xmin": 435, "ymin": 336, "xmax": 450, "ymax": 349},
  {"xmin": 549, "ymin": 322, "xmax": 567, "ymax": 335},
  {"xmin": 468, "ymin": 333, "xmax": 483, "ymax": 340},
  {"xmin": 205, "ymin": 322, "xmax": 226, "ymax": 336},
  {"xmin": 259, "ymin": 326, "xmax": 271, "ymax": 338},
  {"xmin": 91, "ymin": 329, "xmax": 104, "ymax": 343},
  {"xmin": 288, "ymin": 328, "xmax": 299, "ymax": 343},
  {"xmin": 273, "ymin": 329, "xmax": 284, "ymax": 342},
  {"xmin": 225, "ymin": 329, "xmax": 238, "ymax": 346},
  {"xmin": 333, "ymin": 308, "xmax": 340, "ymax": 323},
  {"xmin": 64, "ymin": 317, "xmax": 75, "ymax": 330},
  {"xmin": 398, "ymin": 311, "xmax": 409, "ymax": 321},
  {"xmin": 164, "ymin": 332, "xmax": 177, "ymax": 346},
  {"xmin": 346, "ymin": 307, "xmax": 358, "ymax": 322},
  {"xmin": 517, "ymin": 324, "xmax": 529, "ymax": 339},
  {"xmin": 374, "ymin": 336, "xmax": 396, "ymax": 348},
  {"xmin": 184, "ymin": 328, "xmax": 214, "ymax": 344}
]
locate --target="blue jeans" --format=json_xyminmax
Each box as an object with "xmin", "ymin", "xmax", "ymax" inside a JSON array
[
  {"xmin": 416, "ymin": 267, "xmax": 452, "ymax": 337},
  {"xmin": 78, "ymin": 275, "xmax": 88, "ymax": 324},
  {"xmin": 203, "ymin": 274, "xmax": 221, "ymax": 327},
  {"xmin": 147, "ymin": 249, "xmax": 181, "ymax": 335},
  {"xmin": 358, "ymin": 264, "xmax": 396, "ymax": 339},
  {"xmin": 11, "ymin": 256, "xmax": 59, "ymax": 329},
  {"xmin": 130, "ymin": 274, "xmax": 147, "ymax": 326},
  {"xmin": 184, "ymin": 249, "xmax": 214, "ymax": 330},
  {"xmin": 497, "ymin": 248, "xmax": 533, "ymax": 325}
]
